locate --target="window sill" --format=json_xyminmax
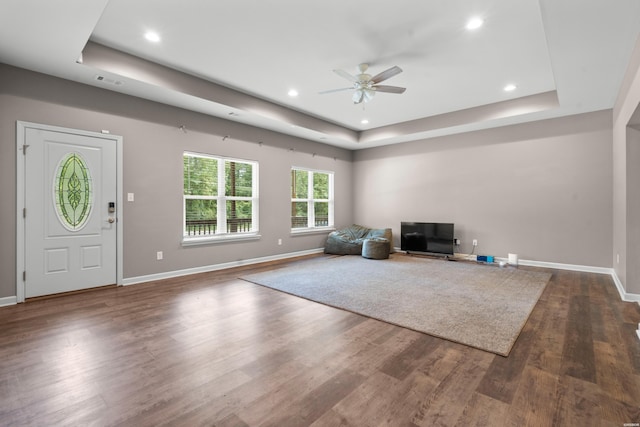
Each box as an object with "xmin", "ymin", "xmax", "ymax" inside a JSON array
[
  {"xmin": 182, "ymin": 233, "xmax": 261, "ymax": 247},
  {"xmin": 290, "ymin": 227, "xmax": 335, "ymax": 236}
]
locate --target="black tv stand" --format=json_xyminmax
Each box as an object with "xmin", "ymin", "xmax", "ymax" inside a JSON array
[{"xmin": 405, "ymin": 251, "xmax": 454, "ymax": 261}]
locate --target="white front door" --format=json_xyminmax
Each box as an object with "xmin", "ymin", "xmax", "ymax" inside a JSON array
[{"xmin": 20, "ymin": 123, "xmax": 120, "ymax": 298}]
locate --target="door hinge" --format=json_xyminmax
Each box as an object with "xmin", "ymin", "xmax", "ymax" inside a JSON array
[
  {"xmin": 23, "ymin": 208, "xmax": 26, "ymax": 218},
  {"xmin": 22, "ymin": 144, "xmax": 30, "ymax": 155},
  {"xmin": 23, "ymin": 271, "xmax": 26, "ymax": 281}
]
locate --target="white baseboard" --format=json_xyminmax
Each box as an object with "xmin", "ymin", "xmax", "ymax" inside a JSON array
[
  {"xmin": 520, "ymin": 259, "xmax": 639, "ymax": 303},
  {"xmin": 609, "ymin": 270, "xmax": 640, "ymax": 303},
  {"xmin": 0, "ymin": 296, "xmax": 17, "ymax": 307},
  {"xmin": 3, "ymin": 249, "xmax": 638, "ymax": 306},
  {"xmin": 511, "ymin": 258, "xmax": 612, "ymax": 274},
  {"xmin": 398, "ymin": 249, "xmax": 640, "ymax": 303},
  {"xmin": 123, "ymin": 248, "xmax": 325, "ymax": 286},
  {"xmin": 494, "ymin": 257, "xmax": 640, "ymax": 302}
]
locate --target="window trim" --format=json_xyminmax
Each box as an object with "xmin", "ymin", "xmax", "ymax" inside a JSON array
[
  {"xmin": 290, "ymin": 166, "xmax": 334, "ymax": 233},
  {"xmin": 183, "ymin": 151, "xmax": 259, "ymax": 245}
]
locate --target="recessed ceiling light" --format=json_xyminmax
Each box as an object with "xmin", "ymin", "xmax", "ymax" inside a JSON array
[
  {"xmin": 466, "ymin": 18, "xmax": 484, "ymax": 30},
  {"xmin": 361, "ymin": 119, "xmax": 369, "ymax": 124},
  {"xmin": 504, "ymin": 84, "xmax": 517, "ymax": 92},
  {"xmin": 144, "ymin": 31, "xmax": 161, "ymax": 43},
  {"xmin": 288, "ymin": 89, "xmax": 299, "ymax": 97}
]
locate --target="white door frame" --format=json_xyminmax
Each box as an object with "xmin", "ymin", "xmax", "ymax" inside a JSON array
[{"xmin": 16, "ymin": 121, "xmax": 124, "ymax": 302}]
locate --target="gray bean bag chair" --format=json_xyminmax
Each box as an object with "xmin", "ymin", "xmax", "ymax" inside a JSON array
[{"xmin": 324, "ymin": 224, "xmax": 392, "ymax": 255}]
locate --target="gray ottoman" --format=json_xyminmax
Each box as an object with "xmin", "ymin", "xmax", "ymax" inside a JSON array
[{"xmin": 362, "ymin": 237, "xmax": 390, "ymax": 259}]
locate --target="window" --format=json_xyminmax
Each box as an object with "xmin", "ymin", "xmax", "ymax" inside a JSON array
[
  {"xmin": 183, "ymin": 152, "xmax": 258, "ymax": 241},
  {"xmin": 291, "ymin": 167, "xmax": 333, "ymax": 230},
  {"xmin": 54, "ymin": 152, "xmax": 92, "ymax": 231}
]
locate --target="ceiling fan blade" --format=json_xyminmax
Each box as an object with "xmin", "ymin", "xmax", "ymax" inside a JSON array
[
  {"xmin": 318, "ymin": 87, "xmax": 354, "ymax": 95},
  {"xmin": 334, "ymin": 69, "xmax": 358, "ymax": 82},
  {"xmin": 371, "ymin": 65, "xmax": 403, "ymax": 84},
  {"xmin": 374, "ymin": 85, "xmax": 406, "ymax": 94}
]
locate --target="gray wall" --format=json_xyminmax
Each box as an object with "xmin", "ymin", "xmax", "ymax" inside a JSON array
[
  {"xmin": 2, "ymin": 58, "xmax": 636, "ymax": 300},
  {"xmin": 627, "ymin": 127, "xmax": 640, "ymax": 294},
  {"xmin": 0, "ymin": 64, "xmax": 353, "ymax": 298},
  {"xmin": 353, "ymin": 111, "xmax": 613, "ymax": 267},
  {"xmin": 613, "ymin": 33, "xmax": 640, "ymax": 295}
]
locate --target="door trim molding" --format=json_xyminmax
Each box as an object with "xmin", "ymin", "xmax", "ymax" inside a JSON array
[{"xmin": 16, "ymin": 121, "xmax": 124, "ymax": 303}]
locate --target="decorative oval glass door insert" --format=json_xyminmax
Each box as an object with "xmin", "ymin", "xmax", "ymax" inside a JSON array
[{"xmin": 54, "ymin": 152, "xmax": 93, "ymax": 231}]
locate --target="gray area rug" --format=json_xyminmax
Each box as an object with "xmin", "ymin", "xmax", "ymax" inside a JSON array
[{"xmin": 241, "ymin": 254, "xmax": 551, "ymax": 356}]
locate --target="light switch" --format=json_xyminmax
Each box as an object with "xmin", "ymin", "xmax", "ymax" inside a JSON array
[{"xmin": 127, "ymin": 193, "xmax": 134, "ymax": 202}]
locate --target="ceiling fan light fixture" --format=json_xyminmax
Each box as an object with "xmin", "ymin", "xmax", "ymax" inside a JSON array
[
  {"xmin": 323, "ymin": 63, "xmax": 405, "ymax": 105},
  {"xmin": 363, "ymin": 89, "xmax": 375, "ymax": 103},
  {"xmin": 352, "ymin": 89, "xmax": 364, "ymax": 104}
]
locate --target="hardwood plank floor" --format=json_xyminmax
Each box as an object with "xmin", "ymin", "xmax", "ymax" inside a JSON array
[{"xmin": 1, "ymin": 255, "xmax": 639, "ymax": 426}]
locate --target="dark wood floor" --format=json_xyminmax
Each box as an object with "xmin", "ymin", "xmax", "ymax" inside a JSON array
[{"xmin": 1, "ymin": 255, "xmax": 639, "ymax": 426}]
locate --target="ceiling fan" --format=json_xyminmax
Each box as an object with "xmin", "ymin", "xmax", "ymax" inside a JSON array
[{"xmin": 320, "ymin": 63, "xmax": 406, "ymax": 104}]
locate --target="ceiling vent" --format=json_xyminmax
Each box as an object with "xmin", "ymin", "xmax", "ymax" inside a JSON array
[{"xmin": 94, "ymin": 75, "xmax": 123, "ymax": 86}]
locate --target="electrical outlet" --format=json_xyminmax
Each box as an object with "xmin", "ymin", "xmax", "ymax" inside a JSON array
[
  {"xmin": 278, "ymin": 238, "xmax": 282, "ymax": 246},
  {"xmin": 472, "ymin": 239, "xmax": 478, "ymax": 246},
  {"xmin": 455, "ymin": 239, "xmax": 461, "ymax": 246},
  {"xmin": 156, "ymin": 251, "xmax": 163, "ymax": 260}
]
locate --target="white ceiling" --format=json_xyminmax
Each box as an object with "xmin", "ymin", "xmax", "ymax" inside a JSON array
[{"xmin": 1, "ymin": 0, "xmax": 639, "ymax": 149}]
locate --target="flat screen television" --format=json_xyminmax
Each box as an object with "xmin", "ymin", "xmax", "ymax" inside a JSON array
[{"xmin": 401, "ymin": 222, "xmax": 454, "ymax": 257}]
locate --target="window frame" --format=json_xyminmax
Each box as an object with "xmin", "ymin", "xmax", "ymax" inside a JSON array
[
  {"xmin": 290, "ymin": 167, "xmax": 334, "ymax": 233},
  {"xmin": 183, "ymin": 151, "xmax": 259, "ymax": 245}
]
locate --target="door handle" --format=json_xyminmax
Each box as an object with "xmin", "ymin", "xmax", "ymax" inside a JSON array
[{"xmin": 107, "ymin": 217, "xmax": 115, "ymax": 224}]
